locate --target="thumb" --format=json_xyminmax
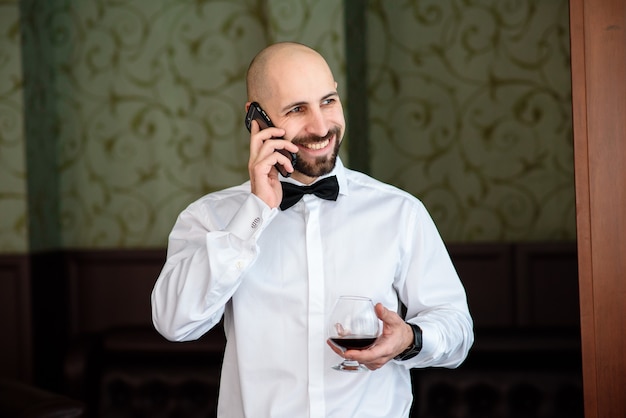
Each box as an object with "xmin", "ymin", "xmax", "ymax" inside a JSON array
[
  {"xmin": 375, "ymin": 303, "xmax": 392, "ymax": 322},
  {"xmin": 375, "ymin": 303, "xmax": 405, "ymax": 327}
]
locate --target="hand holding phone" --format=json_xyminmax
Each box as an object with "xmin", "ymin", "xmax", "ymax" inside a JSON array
[{"xmin": 245, "ymin": 102, "xmax": 297, "ymax": 177}]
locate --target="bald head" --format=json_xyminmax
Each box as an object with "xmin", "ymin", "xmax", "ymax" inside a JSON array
[
  {"xmin": 244, "ymin": 42, "xmax": 345, "ymax": 183},
  {"xmin": 246, "ymin": 42, "xmax": 333, "ymax": 103}
]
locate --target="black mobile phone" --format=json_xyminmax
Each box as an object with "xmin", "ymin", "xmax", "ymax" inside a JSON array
[{"xmin": 245, "ymin": 102, "xmax": 297, "ymax": 177}]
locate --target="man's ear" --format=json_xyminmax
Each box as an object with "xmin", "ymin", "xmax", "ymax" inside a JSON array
[{"xmin": 245, "ymin": 102, "xmax": 252, "ymax": 112}]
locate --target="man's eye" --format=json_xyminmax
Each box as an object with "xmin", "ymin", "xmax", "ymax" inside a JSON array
[
  {"xmin": 322, "ymin": 98, "xmax": 336, "ymax": 105},
  {"xmin": 289, "ymin": 106, "xmax": 303, "ymax": 114}
]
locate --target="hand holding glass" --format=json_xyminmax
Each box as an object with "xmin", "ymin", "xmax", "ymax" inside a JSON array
[{"xmin": 328, "ymin": 296, "xmax": 380, "ymax": 372}]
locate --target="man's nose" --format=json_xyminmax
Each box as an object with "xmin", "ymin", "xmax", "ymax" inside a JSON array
[{"xmin": 305, "ymin": 108, "xmax": 329, "ymax": 137}]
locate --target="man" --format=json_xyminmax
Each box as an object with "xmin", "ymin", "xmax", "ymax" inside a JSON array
[{"xmin": 151, "ymin": 42, "xmax": 473, "ymax": 417}]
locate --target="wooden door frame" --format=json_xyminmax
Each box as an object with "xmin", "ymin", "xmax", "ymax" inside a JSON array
[{"xmin": 569, "ymin": 0, "xmax": 626, "ymax": 417}]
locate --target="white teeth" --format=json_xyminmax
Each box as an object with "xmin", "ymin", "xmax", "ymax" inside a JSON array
[{"xmin": 303, "ymin": 139, "xmax": 330, "ymax": 150}]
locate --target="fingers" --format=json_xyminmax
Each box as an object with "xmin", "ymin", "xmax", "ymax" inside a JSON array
[
  {"xmin": 330, "ymin": 336, "xmax": 391, "ymax": 371},
  {"xmin": 248, "ymin": 120, "xmax": 295, "ymax": 168},
  {"xmin": 326, "ymin": 339, "xmax": 344, "ymax": 356},
  {"xmin": 326, "ymin": 340, "xmax": 385, "ymax": 371},
  {"xmin": 341, "ymin": 347, "xmax": 390, "ymax": 370},
  {"xmin": 247, "ymin": 120, "xmax": 296, "ymax": 208}
]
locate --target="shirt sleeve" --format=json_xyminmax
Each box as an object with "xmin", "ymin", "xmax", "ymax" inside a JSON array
[
  {"xmin": 394, "ymin": 201, "xmax": 474, "ymax": 369},
  {"xmin": 151, "ymin": 193, "xmax": 277, "ymax": 341}
]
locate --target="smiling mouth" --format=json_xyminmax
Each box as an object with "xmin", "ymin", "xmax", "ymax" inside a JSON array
[{"xmin": 301, "ymin": 138, "xmax": 330, "ymax": 150}]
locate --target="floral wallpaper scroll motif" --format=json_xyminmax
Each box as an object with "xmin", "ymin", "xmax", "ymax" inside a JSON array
[
  {"xmin": 269, "ymin": 0, "xmax": 346, "ymax": 81},
  {"xmin": 367, "ymin": 0, "xmax": 575, "ymax": 241},
  {"xmin": 51, "ymin": 1, "xmax": 274, "ymax": 247},
  {"xmin": 8, "ymin": 0, "xmax": 573, "ymax": 251},
  {"xmin": 18, "ymin": 0, "xmax": 344, "ymax": 249},
  {"xmin": 0, "ymin": 3, "xmax": 28, "ymax": 253}
]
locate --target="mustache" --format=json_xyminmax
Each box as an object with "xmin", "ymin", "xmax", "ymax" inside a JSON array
[{"xmin": 291, "ymin": 126, "xmax": 340, "ymax": 146}]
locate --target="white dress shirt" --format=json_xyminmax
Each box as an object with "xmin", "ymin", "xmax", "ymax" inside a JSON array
[{"xmin": 151, "ymin": 157, "xmax": 473, "ymax": 418}]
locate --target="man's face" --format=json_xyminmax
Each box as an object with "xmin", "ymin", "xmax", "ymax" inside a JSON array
[{"xmin": 262, "ymin": 51, "xmax": 346, "ymax": 183}]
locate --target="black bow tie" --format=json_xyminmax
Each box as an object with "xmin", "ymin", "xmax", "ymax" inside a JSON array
[{"xmin": 280, "ymin": 176, "xmax": 339, "ymax": 210}]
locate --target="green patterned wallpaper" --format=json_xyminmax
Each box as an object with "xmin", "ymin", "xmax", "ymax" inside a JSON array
[
  {"xmin": 0, "ymin": 2, "xmax": 28, "ymax": 253},
  {"xmin": 366, "ymin": 0, "xmax": 574, "ymax": 241},
  {"xmin": 1, "ymin": 0, "xmax": 573, "ymax": 252},
  {"xmin": 18, "ymin": 0, "xmax": 345, "ymax": 250}
]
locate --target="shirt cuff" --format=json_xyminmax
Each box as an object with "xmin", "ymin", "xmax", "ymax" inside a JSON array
[
  {"xmin": 412, "ymin": 321, "xmax": 436, "ymax": 361},
  {"xmin": 225, "ymin": 193, "xmax": 277, "ymax": 241}
]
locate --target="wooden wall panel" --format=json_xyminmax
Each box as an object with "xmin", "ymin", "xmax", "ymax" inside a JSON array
[
  {"xmin": 515, "ymin": 242, "xmax": 580, "ymax": 328},
  {"xmin": 0, "ymin": 255, "xmax": 31, "ymax": 381},
  {"xmin": 61, "ymin": 244, "xmax": 579, "ymax": 336},
  {"xmin": 17, "ymin": 243, "xmax": 579, "ymax": 397},
  {"xmin": 66, "ymin": 250, "xmax": 166, "ymax": 336},
  {"xmin": 448, "ymin": 243, "xmax": 514, "ymax": 328}
]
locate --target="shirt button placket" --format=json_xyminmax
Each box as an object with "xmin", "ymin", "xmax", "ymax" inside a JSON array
[{"xmin": 303, "ymin": 196, "xmax": 326, "ymax": 417}]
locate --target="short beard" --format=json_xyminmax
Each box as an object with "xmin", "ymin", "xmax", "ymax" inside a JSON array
[{"xmin": 292, "ymin": 126, "xmax": 342, "ymax": 178}]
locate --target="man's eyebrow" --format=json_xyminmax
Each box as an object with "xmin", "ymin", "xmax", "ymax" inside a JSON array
[
  {"xmin": 280, "ymin": 91, "xmax": 338, "ymax": 113},
  {"xmin": 321, "ymin": 92, "xmax": 339, "ymax": 101}
]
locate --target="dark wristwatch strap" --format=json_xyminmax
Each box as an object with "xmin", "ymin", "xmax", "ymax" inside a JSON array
[{"xmin": 394, "ymin": 322, "xmax": 422, "ymax": 361}]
